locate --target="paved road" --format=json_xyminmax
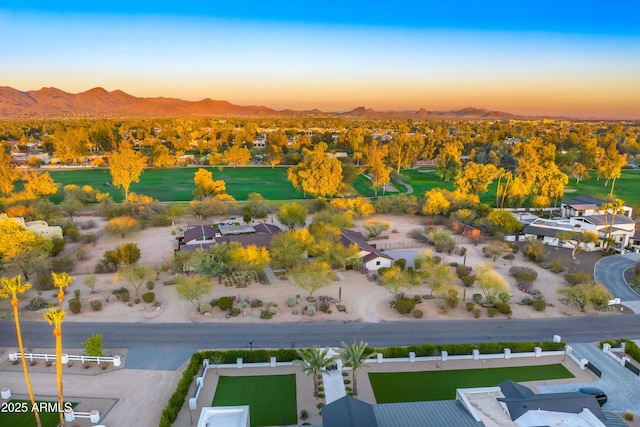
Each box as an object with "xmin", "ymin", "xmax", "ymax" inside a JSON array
[
  {"xmin": 3, "ymin": 317, "xmax": 640, "ymax": 352},
  {"xmin": 594, "ymin": 253, "xmax": 640, "ymax": 311}
]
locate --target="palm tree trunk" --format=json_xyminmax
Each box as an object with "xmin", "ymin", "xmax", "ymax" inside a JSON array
[
  {"xmin": 352, "ymin": 370, "xmax": 358, "ymax": 396},
  {"xmin": 313, "ymin": 374, "xmax": 319, "ymax": 397},
  {"xmin": 54, "ymin": 325, "xmax": 65, "ymax": 427},
  {"xmin": 12, "ymin": 299, "xmax": 42, "ymax": 427}
]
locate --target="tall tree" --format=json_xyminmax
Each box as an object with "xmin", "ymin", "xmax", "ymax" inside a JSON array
[
  {"xmin": 597, "ymin": 142, "xmax": 627, "ymax": 196},
  {"xmin": 223, "ymin": 145, "xmax": 251, "ymax": 168},
  {"xmin": 570, "ymin": 162, "xmax": 589, "ymax": 184},
  {"xmin": 175, "ymin": 275, "xmax": 214, "ymax": 307},
  {"xmin": 435, "ymin": 141, "xmax": 462, "ymax": 182},
  {"xmin": 288, "ymin": 261, "xmax": 333, "ymax": 298},
  {"xmin": 295, "ymin": 346, "xmax": 338, "ymax": 397},
  {"xmin": 386, "ymin": 131, "xmax": 423, "ymax": 173},
  {"xmin": 276, "ymin": 202, "xmax": 308, "ymax": 229},
  {"xmin": 0, "ymin": 276, "xmax": 43, "ymax": 427},
  {"xmin": 601, "ymin": 198, "xmax": 625, "ymax": 251},
  {"xmin": 23, "ymin": 170, "xmax": 59, "ymax": 199},
  {"xmin": 287, "ymin": 142, "xmax": 343, "ymax": 198},
  {"xmin": 109, "ymin": 141, "xmax": 147, "ymax": 199},
  {"xmin": 0, "ymin": 150, "xmax": 19, "ymax": 196},
  {"xmin": 363, "ymin": 140, "xmax": 392, "ymax": 196},
  {"xmin": 339, "ymin": 340, "xmax": 375, "ymax": 396},
  {"xmin": 44, "ymin": 307, "xmax": 66, "ymax": 427},
  {"xmin": 193, "ymin": 168, "xmax": 226, "ymax": 199},
  {"xmin": 455, "ymin": 162, "xmax": 499, "ymax": 195},
  {"xmin": 269, "ymin": 229, "xmax": 313, "ymax": 271}
]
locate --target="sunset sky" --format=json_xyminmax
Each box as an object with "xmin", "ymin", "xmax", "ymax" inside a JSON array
[{"xmin": 2, "ymin": 1, "xmax": 639, "ymax": 118}]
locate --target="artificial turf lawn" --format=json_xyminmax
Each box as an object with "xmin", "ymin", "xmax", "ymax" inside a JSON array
[
  {"xmin": 212, "ymin": 374, "xmax": 296, "ymax": 427},
  {"xmin": 369, "ymin": 363, "xmax": 574, "ymax": 403},
  {"xmin": 0, "ymin": 400, "xmax": 76, "ymax": 427}
]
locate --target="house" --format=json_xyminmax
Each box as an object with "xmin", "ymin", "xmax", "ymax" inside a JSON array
[
  {"xmin": 317, "ymin": 381, "xmax": 625, "ymax": 427},
  {"xmin": 0, "ymin": 214, "xmax": 63, "ymax": 240},
  {"xmin": 523, "ymin": 196, "xmax": 637, "ymax": 252},
  {"xmin": 178, "ymin": 222, "xmax": 282, "ymax": 251},
  {"xmin": 340, "ymin": 229, "xmax": 393, "ymax": 271}
]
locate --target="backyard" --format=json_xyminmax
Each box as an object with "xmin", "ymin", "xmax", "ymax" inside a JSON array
[
  {"xmin": 212, "ymin": 374, "xmax": 297, "ymax": 427},
  {"xmin": 368, "ymin": 363, "xmax": 574, "ymax": 403}
]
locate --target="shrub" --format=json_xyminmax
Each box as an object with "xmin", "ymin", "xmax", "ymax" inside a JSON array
[
  {"xmin": 395, "ymin": 297, "xmax": 416, "ymax": 315},
  {"xmin": 472, "ymin": 293, "xmax": 482, "ymax": 304},
  {"xmin": 456, "ymin": 265, "xmax": 471, "ymax": 278},
  {"xmin": 51, "ymin": 256, "xmax": 75, "ymax": 273},
  {"xmin": 250, "ymin": 299, "xmax": 263, "ymax": 308},
  {"xmin": 73, "ymin": 289, "xmax": 81, "ymax": 299},
  {"xmin": 69, "ymin": 299, "xmax": 82, "ymax": 314},
  {"xmin": 134, "ymin": 297, "xmax": 141, "ymax": 304},
  {"xmin": 229, "ymin": 307, "xmax": 241, "ymax": 317},
  {"xmin": 199, "ymin": 303, "xmax": 212, "ymax": 313},
  {"xmin": 487, "ymin": 307, "xmax": 498, "ymax": 317},
  {"xmin": 496, "ymin": 302, "xmax": 512, "ymax": 315},
  {"xmin": 146, "ymin": 280, "xmax": 155, "ymax": 290},
  {"xmin": 142, "ymin": 292, "xmax": 155, "ymax": 303},
  {"xmin": 286, "ymin": 297, "xmax": 296, "ymax": 307},
  {"xmin": 25, "ymin": 296, "xmax": 49, "ymax": 311},
  {"xmin": 565, "ymin": 271, "xmax": 591, "ymax": 286},
  {"xmin": 393, "ymin": 258, "xmax": 407, "ymax": 270},
  {"xmin": 510, "ymin": 243, "xmax": 519, "ymax": 254},
  {"xmin": 260, "ymin": 309, "xmax": 274, "ymax": 319},
  {"xmin": 549, "ymin": 259, "xmax": 563, "ymax": 273},
  {"xmin": 90, "ymin": 300, "xmax": 103, "ymax": 311},
  {"xmin": 503, "ymin": 253, "xmax": 515, "ymax": 260},
  {"xmin": 267, "ymin": 305, "xmax": 278, "ymax": 315},
  {"xmin": 532, "ymin": 299, "xmax": 547, "ymax": 312},
  {"xmin": 623, "ymin": 411, "xmax": 634, "ymax": 421},
  {"xmin": 473, "ymin": 308, "xmax": 482, "ymax": 318},
  {"xmin": 466, "ymin": 301, "xmax": 475, "ymax": 311},
  {"xmin": 461, "ymin": 275, "xmax": 475, "ymax": 287},
  {"xmin": 413, "ymin": 294, "xmax": 422, "ymax": 304},
  {"xmin": 300, "ymin": 409, "xmax": 309, "ymax": 420},
  {"xmin": 306, "ymin": 306, "xmax": 316, "ymax": 316},
  {"xmin": 217, "ymin": 296, "xmax": 234, "ymax": 310},
  {"xmin": 413, "ymin": 309, "xmax": 423, "ymax": 319},
  {"xmin": 151, "ymin": 213, "xmax": 172, "ymax": 226}
]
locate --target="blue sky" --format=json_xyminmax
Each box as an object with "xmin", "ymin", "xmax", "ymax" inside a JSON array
[{"xmin": 2, "ymin": 1, "xmax": 639, "ymax": 118}]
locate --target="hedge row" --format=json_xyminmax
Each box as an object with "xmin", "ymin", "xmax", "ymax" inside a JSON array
[
  {"xmin": 600, "ymin": 338, "xmax": 640, "ymax": 363},
  {"xmin": 375, "ymin": 341, "xmax": 565, "ymax": 358},
  {"xmin": 158, "ymin": 341, "xmax": 566, "ymax": 426}
]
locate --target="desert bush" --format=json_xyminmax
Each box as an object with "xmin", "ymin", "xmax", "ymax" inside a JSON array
[
  {"xmin": 487, "ymin": 307, "xmax": 498, "ymax": 317},
  {"xmin": 52, "ymin": 256, "xmax": 75, "ymax": 273},
  {"xmin": 461, "ymin": 275, "xmax": 475, "ymax": 287},
  {"xmin": 25, "ymin": 296, "xmax": 49, "ymax": 311},
  {"xmin": 142, "ymin": 292, "xmax": 155, "ymax": 303},
  {"xmin": 496, "ymin": 302, "xmax": 512, "ymax": 315},
  {"xmin": 413, "ymin": 309, "xmax": 423, "ymax": 319},
  {"xmin": 395, "ymin": 297, "xmax": 416, "ymax": 315},
  {"xmin": 37, "ymin": 275, "xmax": 54, "ymax": 291},
  {"xmin": 549, "ymin": 259, "xmax": 563, "ymax": 273},
  {"xmin": 503, "ymin": 253, "xmax": 515, "ymax": 260},
  {"xmin": 90, "ymin": 300, "xmax": 103, "ymax": 311},
  {"xmin": 456, "ymin": 265, "xmax": 472, "ymax": 278},
  {"xmin": 217, "ymin": 296, "xmax": 234, "ymax": 310},
  {"xmin": 466, "ymin": 301, "xmax": 475, "ymax": 311},
  {"xmin": 250, "ymin": 299, "xmax": 263, "ymax": 308},
  {"xmin": 69, "ymin": 299, "xmax": 82, "ymax": 314},
  {"xmin": 564, "ymin": 271, "xmax": 592, "ymax": 286},
  {"xmin": 472, "ymin": 293, "xmax": 482, "ymax": 304},
  {"xmin": 146, "ymin": 280, "xmax": 155, "ymax": 290},
  {"xmin": 229, "ymin": 307, "xmax": 241, "ymax": 317},
  {"xmin": 199, "ymin": 303, "xmax": 212, "ymax": 313},
  {"xmin": 393, "ymin": 258, "xmax": 407, "ymax": 270},
  {"xmin": 532, "ymin": 299, "xmax": 547, "ymax": 312},
  {"xmin": 472, "ymin": 308, "xmax": 482, "ymax": 318},
  {"xmin": 623, "ymin": 411, "xmax": 634, "ymax": 421},
  {"xmin": 306, "ymin": 305, "xmax": 317, "ymax": 316},
  {"xmin": 413, "ymin": 294, "xmax": 422, "ymax": 304},
  {"xmin": 260, "ymin": 309, "xmax": 274, "ymax": 319},
  {"xmin": 286, "ymin": 297, "xmax": 296, "ymax": 307},
  {"xmin": 300, "ymin": 409, "xmax": 309, "ymax": 420}
]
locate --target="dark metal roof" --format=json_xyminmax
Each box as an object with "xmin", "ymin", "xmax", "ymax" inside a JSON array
[
  {"xmin": 561, "ymin": 195, "xmax": 607, "ymax": 207},
  {"xmin": 373, "ymin": 400, "xmax": 483, "ymax": 427},
  {"xmin": 182, "ymin": 225, "xmax": 217, "ymax": 242},
  {"xmin": 523, "ymin": 225, "xmax": 559, "ymax": 238},
  {"xmin": 321, "ymin": 396, "xmax": 378, "ymax": 427},
  {"xmin": 584, "ymin": 214, "xmax": 635, "ymax": 226},
  {"xmin": 341, "ymin": 229, "xmax": 393, "ymax": 260}
]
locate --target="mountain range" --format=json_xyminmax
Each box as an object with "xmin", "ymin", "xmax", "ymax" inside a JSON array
[{"xmin": 0, "ymin": 86, "xmax": 520, "ymax": 119}]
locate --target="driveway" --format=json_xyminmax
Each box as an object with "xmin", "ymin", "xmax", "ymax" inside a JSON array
[
  {"xmin": 594, "ymin": 253, "xmax": 640, "ymax": 312},
  {"xmin": 538, "ymin": 342, "xmax": 640, "ymax": 414}
]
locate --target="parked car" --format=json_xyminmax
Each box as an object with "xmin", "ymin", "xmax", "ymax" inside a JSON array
[{"xmin": 576, "ymin": 387, "xmax": 607, "ymax": 406}]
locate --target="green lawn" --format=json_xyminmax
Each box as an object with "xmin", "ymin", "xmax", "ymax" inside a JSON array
[
  {"xmin": 212, "ymin": 374, "xmax": 296, "ymax": 427},
  {"xmin": 368, "ymin": 363, "xmax": 574, "ymax": 403},
  {"xmin": 400, "ymin": 168, "xmax": 640, "ymax": 205},
  {"xmin": 0, "ymin": 400, "xmax": 76, "ymax": 427},
  {"xmin": 41, "ymin": 166, "xmax": 378, "ymax": 202}
]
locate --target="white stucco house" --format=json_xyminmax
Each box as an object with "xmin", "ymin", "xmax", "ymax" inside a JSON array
[{"xmin": 340, "ymin": 229, "xmax": 393, "ymax": 271}]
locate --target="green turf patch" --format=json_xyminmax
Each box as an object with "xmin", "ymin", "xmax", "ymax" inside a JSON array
[
  {"xmin": 0, "ymin": 400, "xmax": 77, "ymax": 427},
  {"xmin": 212, "ymin": 374, "xmax": 296, "ymax": 427},
  {"xmin": 369, "ymin": 363, "xmax": 574, "ymax": 403}
]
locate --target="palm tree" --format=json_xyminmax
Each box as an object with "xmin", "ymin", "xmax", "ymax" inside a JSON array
[
  {"xmin": 51, "ymin": 272, "xmax": 73, "ymax": 307},
  {"xmin": 294, "ymin": 346, "xmax": 337, "ymax": 397},
  {"xmin": 339, "ymin": 341, "xmax": 376, "ymax": 396},
  {"xmin": 0, "ymin": 276, "xmax": 43, "ymax": 427},
  {"xmin": 44, "ymin": 308, "xmax": 66, "ymax": 427},
  {"xmin": 601, "ymin": 198, "xmax": 625, "ymax": 252}
]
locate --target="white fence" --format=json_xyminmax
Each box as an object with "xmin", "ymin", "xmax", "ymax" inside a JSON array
[
  {"xmin": 602, "ymin": 342, "xmax": 631, "ymax": 367},
  {"xmin": 9, "ymin": 352, "xmax": 121, "ymax": 367}
]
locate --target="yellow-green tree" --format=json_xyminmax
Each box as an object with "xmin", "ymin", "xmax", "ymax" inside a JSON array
[
  {"xmin": 51, "ymin": 272, "xmax": 72, "ymax": 307},
  {"xmin": 109, "ymin": 141, "xmax": 147, "ymax": 199},
  {"xmin": 223, "ymin": 145, "xmax": 251, "ymax": 168},
  {"xmin": 193, "ymin": 168, "xmax": 226, "ymax": 198},
  {"xmin": 435, "ymin": 141, "xmax": 462, "ymax": 182},
  {"xmin": 363, "ymin": 140, "xmax": 392, "ymax": 196},
  {"xmin": 287, "ymin": 142, "xmax": 342, "ymax": 198},
  {"xmin": 570, "ymin": 162, "xmax": 589, "ymax": 184},
  {"xmin": 269, "ymin": 229, "xmax": 313, "ymax": 271},
  {"xmin": 455, "ymin": 162, "xmax": 499, "ymax": 195},
  {"xmin": 151, "ymin": 144, "xmax": 175, "ymax": 168},
  {"xmin": 0, "ymin": 150, "xmax": 19, "ymax": 196},
  {"xmin": 104, "ymin": 215, "xmax": 140, "ymax": 238},
  {"xmin": 44, "ymin": 308, "xmax": 66, "ymax": 427},
  {"xmin": 597, "ymin": 142, "xmax": 627, "ymax": 196},
  {"xmin": 288, "ymin": 261, "xmax": 333, "ymax": 298},
  {"xmin": 422, "ymin": 188, "xmax": 451, "ymax": 216},
  {"xmin": 0, "ymin": 276, "xmax": 43, "ymax": 427},
  {"xmin": 23, "ymin": 170, "xmax": 59, "ymax": 199},
  {"xmin": 276, "ymin": 202, "xmax": 308, "ymax": 229},
  {"xmin": 556, "ymin": 230, "xmax": 599, "ymax": 259}
]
